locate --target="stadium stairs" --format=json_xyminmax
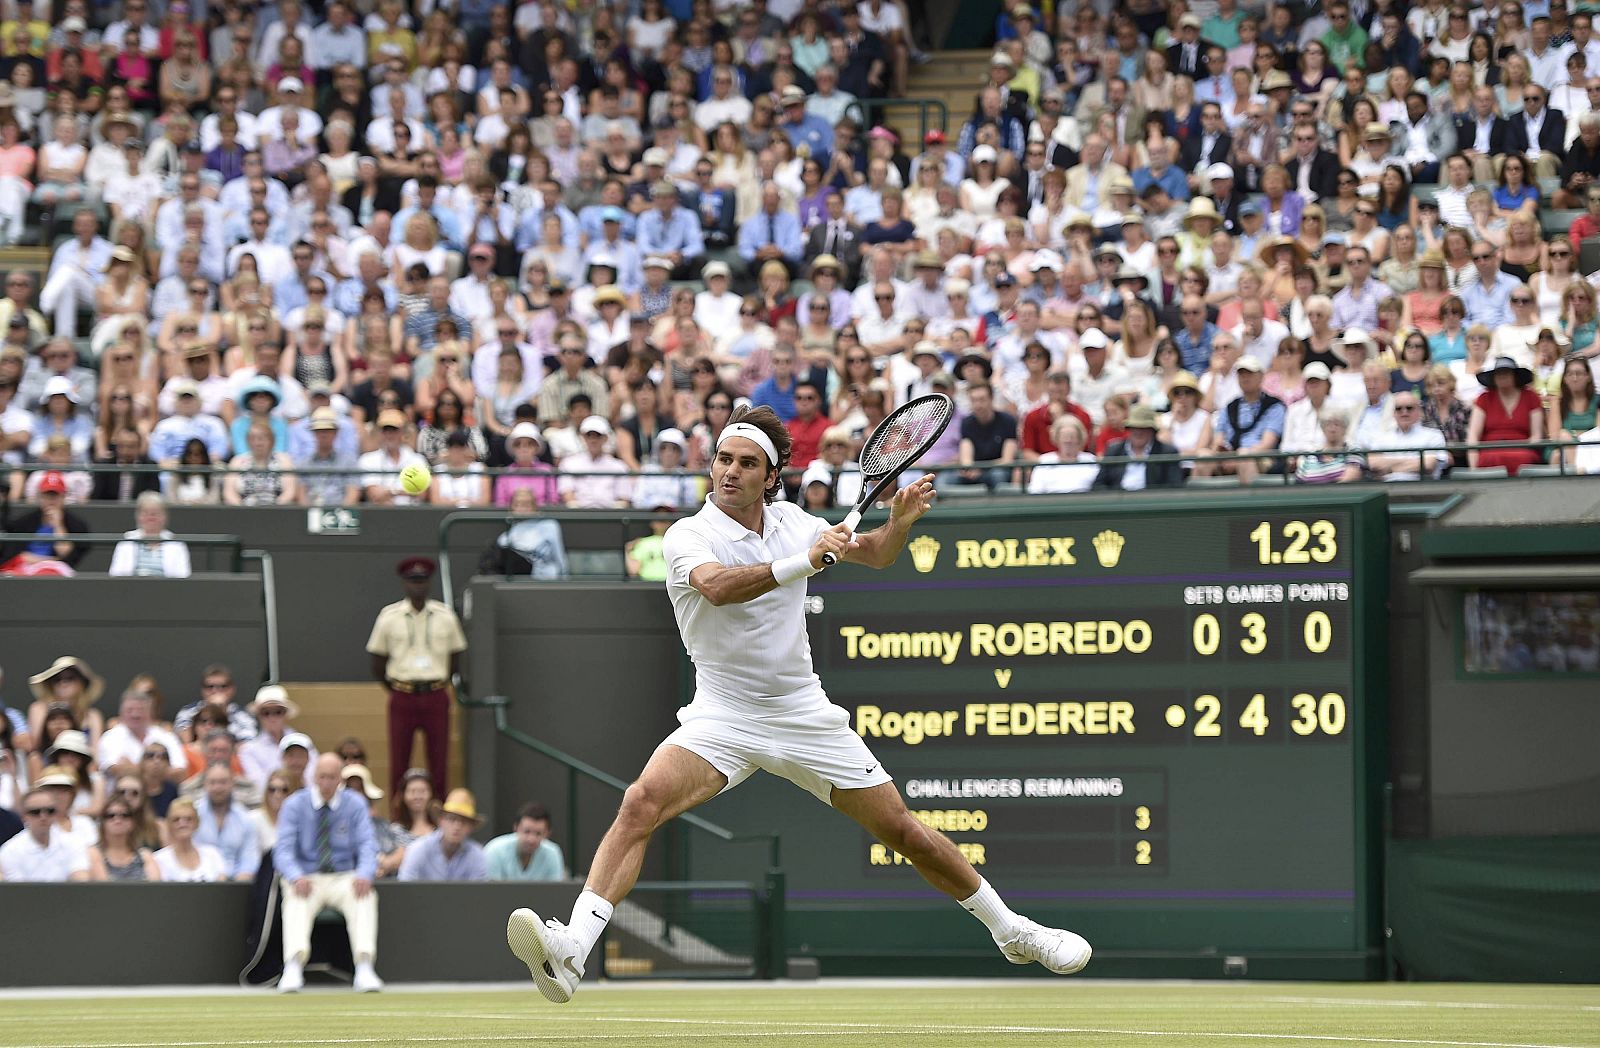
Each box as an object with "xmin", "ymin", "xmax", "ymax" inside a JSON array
[{"xmin": 285, "ymin": 682, "xmax": 466, "ymax": 800}]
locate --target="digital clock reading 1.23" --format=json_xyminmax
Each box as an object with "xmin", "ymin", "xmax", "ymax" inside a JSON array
[{"xmin": 1231, "ymin": 517, "xmax": 1343, "ymax": 569}]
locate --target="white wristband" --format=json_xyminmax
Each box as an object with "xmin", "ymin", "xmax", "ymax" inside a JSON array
[{"xmin": 772, "ymin": 552, "xmax": 820, "ymax": 586}]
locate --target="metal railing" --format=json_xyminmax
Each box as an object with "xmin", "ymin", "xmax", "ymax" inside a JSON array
[
  {"xmin": 853, "ymin": 97, "xmax": 951, "ymax": 145},
  {"xmin": 453, "ymin": 676, "xmax": 787, "ymax": 979}
]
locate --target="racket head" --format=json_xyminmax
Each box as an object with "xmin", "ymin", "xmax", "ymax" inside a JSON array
[{"xmin": 856, "ymin": 393, "xmax": 955, "ymax": 492}]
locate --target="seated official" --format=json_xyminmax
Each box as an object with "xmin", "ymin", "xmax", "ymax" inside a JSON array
[
  {"xmin": 398, "ymin": 788, "xmax": 489, "ymax": 882},
  {"xmin": 485, "ymin": 802, "xmax": 567, "ymax": 882},
  {"xmin": 273, "ymin": 754, "xmax": 382, "ymax": 993},
  {"xmin": 1093, "ymin": 405, "xmax": 1185, "ymax": 490}
]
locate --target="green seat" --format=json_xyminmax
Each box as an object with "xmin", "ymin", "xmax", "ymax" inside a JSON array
[
  {"xmin": 1514, "ymin": 464, "xmax": 1567, "ymax": 478},
  {"xmin": 1541, "ymin": 210, "xmax": 1585, "ymax": 237},
  {"xmin": 1185, "ymin": 475, "xmax": 1242, "ymax": 488},
  {"xmin": 1450, "ymin": 466, "xmax": 1509, "ymax": 480},
  {"xmin": 567, "ymin": 549, "xmax": 627, "ymax": 578}
]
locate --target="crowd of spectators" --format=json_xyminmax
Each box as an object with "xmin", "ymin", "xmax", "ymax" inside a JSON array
[
  {"xmin": 4, "ymin": 0, "xmax": 1600, "ymax": 525},
  {"xmin": 0, "ymin": 657, "xmax": 566, "ymax": 884}
]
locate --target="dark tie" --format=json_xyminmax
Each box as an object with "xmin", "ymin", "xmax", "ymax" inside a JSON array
[{"xmin": 316, "ymin": 805, "xmax": 334, "ymax": 873}]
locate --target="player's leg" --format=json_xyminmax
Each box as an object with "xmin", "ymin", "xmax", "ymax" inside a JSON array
[
  {"xmin": 586, "ymin": 743, "xmax": 730, "ymax": 902},
  {"xmin": 508, "ymin": 743, "xmax": 730, "ymax": 1004},
  {"xmin": 832, "ymin": 781, "xmax": 1092, "ymax": 974}
]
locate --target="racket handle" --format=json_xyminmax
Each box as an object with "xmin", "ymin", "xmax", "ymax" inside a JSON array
[{"xmin": 820, "ymin": 509, "xmax": 864, "ymax": 567}]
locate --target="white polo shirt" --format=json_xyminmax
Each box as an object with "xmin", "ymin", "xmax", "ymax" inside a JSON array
[
  {"xmin": 664, "ymin": 496, "xmax": 828, "ymax": 714},
  {"xmin": 97, "ymin": 722, "xmax": 184, "ymax": 775},
  {"xmin": 0, "ymin": 826, "xmax": 89, "ymax": 882}
]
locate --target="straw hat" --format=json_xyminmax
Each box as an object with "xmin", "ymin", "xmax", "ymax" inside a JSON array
[
  {"xmin": 29, "ymin": 656, "xmax": 104, "ymax": 706},
  {"xmin": 46, "ymin": 729, "xmax": 94, "ymax": 761},
  {"xmin": 431, "ymin": 787, "xmax": 486, "ymax": 824},
  {"xmin": 1182, "ymin": 197, "xmax": 1221, "ymax": 229},
  {"xmin": 248, "ymin": 684, "xmax": 301, "ymax": 719},
  {"xmin": 1417, "ymin": 250, "xmax": 1447, "ymax": 270},
  {"xmin": 342, "ymin": 764, "xmax": 385, "ymax": 800},
  {"xmin": 1256, "ymin": 235, "xmax": 1310, "ymax": 267},
  {"xmin": 33, "ymin": 764, "xmax": 78, "ymax": 790}
]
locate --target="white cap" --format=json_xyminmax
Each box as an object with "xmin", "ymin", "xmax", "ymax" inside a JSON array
[
  {"xmin": 278, "ymin": 76, "xmax": 305, "ymax": 93},
  {"xmin": 702, "ymin": 260, "xmax": 732, "ymax": 280},
  {"xmin": 1029, "ymin": 249, "xmax": 1063, "ymax": 273},
  {"xmin": 971, "ymin": 144, "xmax": 999, "ymax": 165},
  {"xmin": 1236, "ymin": 355, "xmax": 1266, "ymax": 373},
  {"xmin": 656, "ymin": 427, "xmax": 687, "ymax": 449},
  {"xmin": 800, "ymin": 462, "xmax": 833, "ymax": 488},
  {"xmin": 508, "ymin": 421, "xmax": 542, "ymax": 444},
  {"xmin": 642, "ymin": 147, "xmax": 668, "ymax": 165},
  {"xmin": 1206, "ymin": 162, "xmax": 1234, "ymax": 181},
  {"xmin": 580, "ymin": 416, "xmax": 612, "ymax": 436},
  {"xmin": 944, "ymin": 277, "xmax": 971, "ymax": 297},
  {"xmin": 42, "ymin": 375, "xmax": 79, "ymax": 403},
  {"xmin": 279, "ymin": 731, "xmax": 313, "ymax": 753},
  {"xmin": 1078, "ymin": 329, "xmax": 1110, "ymax": 350},
  {"xmin": 1303, "ymin": 362, "xmax": 1333, "ymax": 381}
]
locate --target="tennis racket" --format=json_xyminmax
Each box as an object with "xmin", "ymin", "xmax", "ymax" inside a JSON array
[{"xmin": 820, "ymin": 393, "xmax": 955, "ymax": 566}]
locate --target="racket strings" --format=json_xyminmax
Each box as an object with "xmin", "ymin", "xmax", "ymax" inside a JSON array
[{"xmin": 859, "ymin": 397, "xmax": 952, "ymax": 476}]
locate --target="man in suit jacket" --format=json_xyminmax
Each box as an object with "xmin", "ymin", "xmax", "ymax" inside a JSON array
[
  {"xmin": 1180, "ymin": 103, "xmax": 1233, "ymax": 189},
  {"xmin": 1283, "ymin": 127, "xmax": 1342, "ymax": 202},
  {"xmin": 1093, "ymin": 406, "xmax": 1185, "ymax": 490},
  {"xmin": 1506, "ymin": 85, "xmax": 1568, "ymax": 179},
  {"xmin": 1063, "ymin": 134, "xmax": 1128, "ymax": 209},
  {"xmin": 1456, "ymin": 86, "xmax": 1514, "ymax": 182},
  {"xmin": 803, "ymin": 189, "xmax": 863, "ymax": 282},
  {"xmin": 1393, "ymin": 91, "xmax": 1458, "ymax": 184},
  {"xmin": 1165, "ymin": 14, "xmax": 1212, "ymax": 79}
]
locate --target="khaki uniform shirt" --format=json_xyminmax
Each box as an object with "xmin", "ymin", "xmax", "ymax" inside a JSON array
[{"xmin": 366, "ymin": 598, "xmax": 467, "ymax": 684}]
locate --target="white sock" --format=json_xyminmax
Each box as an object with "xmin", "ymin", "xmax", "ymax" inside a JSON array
[
  {"xmin": 568, "ymin": 889, "xmax": 614, "ymax": 958},
  {"xmin": 959, "ymin": 877, "xmax": 1023, "ymax": 941}
]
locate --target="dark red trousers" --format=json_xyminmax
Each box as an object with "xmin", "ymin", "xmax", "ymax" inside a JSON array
[{"xmin": 388, "ymin": 687, "xmax": 449, "ymax": 797}]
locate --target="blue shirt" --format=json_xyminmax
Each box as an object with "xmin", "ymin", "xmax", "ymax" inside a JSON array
[
  {"xmin": 195, "ymin": 794, "xmax": 257, "ymax": 878},
  {"xmin": 274, "ymin": 786, "xmax": 377, "ymax": 881},
  {"xmin": 1216, "ymin": 394, "xmax": 1287, "ymax": 448},
  {"xmin": 1460, "ymin": 271, "xmax": 1518, "ymax": 329},
  {"xmin": 778, "ymin": 113, "xmax": 834, "ymax": 164},
  {"xmin": 397, "ymin": 828, "xmax": 489, "ymax": 881},
  {"xmin": 737, "ymin": 208, "xmax": 804, "ymax": 263},
  {"xmin": 483, "ymin": 833, "xmax": 566, "ymax": 881},
  {"xmin": 1429, "ymin": 329, "xmax": 1467, "ymax": 364},
  {"xmin": 1132, "ymin": 165, "xmax": 1190, "ymax": 202},
  {"xmin": 1174, "ymin": 323, "xmax": 1218, "ymax": 375},
  {"xmin": 577, "ymin": 205, "xmax": 638, "ymax": 244},
  {"xmin": 635, "ymin": 207, "xmax": 706, "ymax": 261},
  {"xmin": 751, "ymin": 375, "xmax": 799, "ymax": 421},
  {"xmin": 332, "ymin": 279, "xmax": 396, "ymax": 319}
]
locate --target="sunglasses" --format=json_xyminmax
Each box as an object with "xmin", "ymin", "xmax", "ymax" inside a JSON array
[
  {"xmin": 25, "ymin": 807, "xmax": 57, "ymax": 817},
  {"xmin": 105, "ymin": 811, "xmax": 132, "ymax": 820},
  {"xmin": 1512, "ymin": 296, "xmax": 1534, "ymax": 304},
  {"xmin": 267, "ymin": 785, "xmax": 291, "ymax": 794}
]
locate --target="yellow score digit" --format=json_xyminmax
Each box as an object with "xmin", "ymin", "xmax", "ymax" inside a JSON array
[
  {"xmin": 1291, "ymin": 692, "xmax": 1347, "ymax": 735},
  {"xmin": 1239, "ymin": 612, "xmax": 1267, "ymax": 655},
  {"xmin": 1303, "ymin": 611, "xmax": 1332, "ymax": 654},
  {"xmin": 1193, "ymin": 614, "xmax": 1220, "ymax": 656},
  {"xmin": 1134, "ymin": 805, "xmax": 1152, "ymax": 831},
  {"xmin": 1135, "ymin": 840, "xmax": 1152, "ymax": 865},
  {"xmin": 1250, "ymin": 520, "xmax": 1340, "ymax": 565},
  {"xmin": 1240, "ymin": 693, "xmax": 1269, "ymax": 736}
]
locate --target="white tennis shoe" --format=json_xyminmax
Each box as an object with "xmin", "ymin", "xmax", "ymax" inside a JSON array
[
  {"xmin": 997, "ymin": 919, "xmax": 1093, "ymax": 974},
  {"xmin": 507, "ymin": 908, "xmax": 584, "ymax": 1004}
]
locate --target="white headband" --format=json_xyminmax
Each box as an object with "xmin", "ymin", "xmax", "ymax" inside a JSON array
[{"xmin": 717, "ymin": 422, "xmax": 779, "ymax": 467}]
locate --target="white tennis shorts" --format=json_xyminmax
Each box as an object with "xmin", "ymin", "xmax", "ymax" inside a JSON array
[{"xmin": 660, "ymin": 698, "xmax": 893, "ymax": 804}]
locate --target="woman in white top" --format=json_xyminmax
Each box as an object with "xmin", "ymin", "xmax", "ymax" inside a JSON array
[
  {"xmin": 109, "ymin": 492, "xmax": 192, "ymax": 578},
  {"xmin": 959, "ymin": 145, "xmax": 1007, "ymax": 221},
  {"xmin": 428, "ymin": 432, "xmax": 490, "ymax": 506},
  {"xmin": 249, "ymin": 769, "xmax": 295, "ymax": 863},
  {"xmin": 1530, "ymin": 238, "xmax": 1578, "ymax": 327},
  {"xmin": 1026, "ymin": 415, "xmax": 1099, "ymax": 494},
  {"xmin": 1161, "ymin": 375, "xmax": 1215, "ymax": 469},
  {"xmin": 153, "ymin": 797, "xmax": 229, "ymax": 883}
]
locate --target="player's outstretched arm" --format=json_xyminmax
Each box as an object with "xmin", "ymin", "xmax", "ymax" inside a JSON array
[
  {"xmin": 844, "ymin": 474, "xmax": 937, "ymax": 570},
  {"xmin": 688, "ymin": 523, "xmax": 857, "ymax": 604}
]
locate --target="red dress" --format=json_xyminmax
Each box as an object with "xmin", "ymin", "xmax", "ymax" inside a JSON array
[{"xmin": 1474, "ymin": 388, "xmax": 1543, "ymax": 474}]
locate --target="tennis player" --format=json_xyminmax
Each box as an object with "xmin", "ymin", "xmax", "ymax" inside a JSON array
[{"xmin": 508, "ymin": 406, "xmax": 1091, "ymax": 1001}]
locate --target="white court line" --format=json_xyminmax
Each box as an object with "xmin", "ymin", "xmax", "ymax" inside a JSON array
[
  {"xmin": 1268, "ymin": 998, "xmax": 1600, "ymax": 1013},
  {"xmin": 6, "ymin": 1017, "xmax": 1598, "ymax": 1048}
]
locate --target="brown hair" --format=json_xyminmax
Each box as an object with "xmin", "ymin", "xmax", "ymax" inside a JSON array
[{"xmin": 725, "ymin": 404, "xmax": 792, "ymax": 502}]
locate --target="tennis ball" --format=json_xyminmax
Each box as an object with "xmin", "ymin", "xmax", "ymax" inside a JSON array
[{"xmin": 399, "ymin": 463, "xmax": 432, "ymax": 496}]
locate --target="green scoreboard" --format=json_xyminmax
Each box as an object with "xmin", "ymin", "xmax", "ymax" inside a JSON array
[{"xmin": 795, "ymin": 491, "xmax": 1390, "ymax": 977}]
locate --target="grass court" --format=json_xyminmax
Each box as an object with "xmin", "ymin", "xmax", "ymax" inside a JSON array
[{"xmin": 0, "ymin": 979, "xmax": 1596, "ymax": 1048}]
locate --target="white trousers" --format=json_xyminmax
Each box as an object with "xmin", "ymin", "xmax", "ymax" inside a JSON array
[
  {"xmin": 39, "ymin": 266, "xmax": 98, "ymax": 338},
  {"xmin": 281, "ymin": 871, "xmax": 379, "ymax": 966},
  {"xmin": 0, "ymin": 177, "xmax": 26, "ymax": 241}
]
